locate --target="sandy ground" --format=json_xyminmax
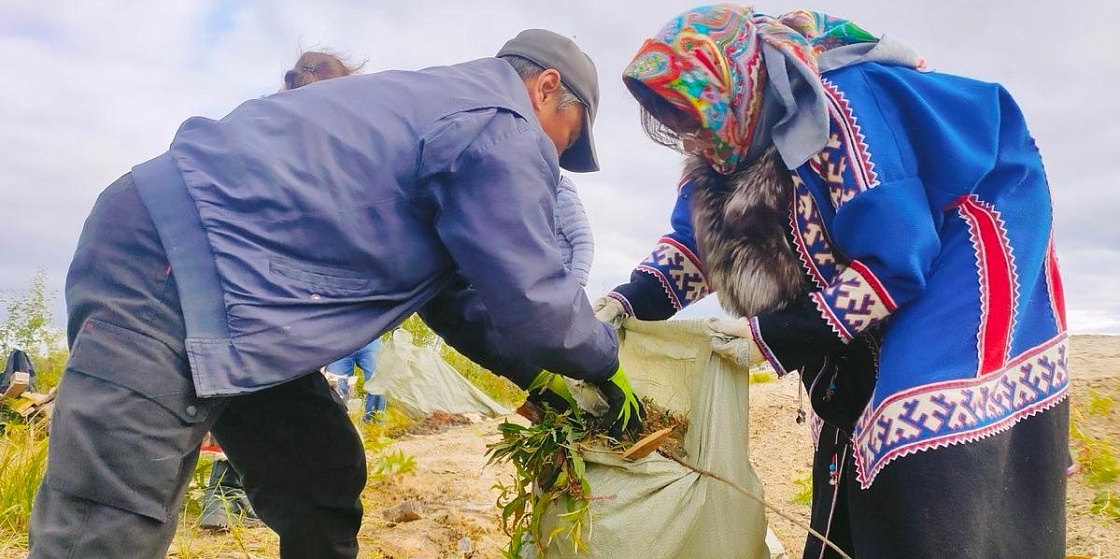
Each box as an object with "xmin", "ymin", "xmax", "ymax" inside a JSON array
[
  {"xmin": 11, "ymin": 335, "xmax": 1111, "ymax": 558},
  {"xmin": 1063, "ymin": 335, "xmax": 1120, "ymax": 559}
]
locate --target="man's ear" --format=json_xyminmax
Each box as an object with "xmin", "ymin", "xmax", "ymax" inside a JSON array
[{"xmin": 533, "ymin": 69, "xmax": 563, "ymax": 109}]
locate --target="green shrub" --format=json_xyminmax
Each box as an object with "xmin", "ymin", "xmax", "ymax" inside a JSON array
[
  {"xmin": 488, "ymin": 408, "xmax": 597, "ymax": 558},
  {"xmin": 369, "ymin": 443, "xmax": 416, "ymax": 481}
]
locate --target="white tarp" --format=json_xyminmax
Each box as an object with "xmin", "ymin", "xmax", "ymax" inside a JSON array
[
  {"xmin": 366, "ymin": 329, "xmax": 509, "ymax": 420},
  {"xmin": 538, "ymin": 318, "xmax": 783, "ymax": 559}
]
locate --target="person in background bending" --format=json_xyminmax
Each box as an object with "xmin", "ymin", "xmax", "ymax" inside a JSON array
[{"xmin": 555, "ymin": 175, "xmax": 594, "ymax": 287}]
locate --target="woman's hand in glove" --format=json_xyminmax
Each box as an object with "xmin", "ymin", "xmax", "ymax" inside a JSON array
[
  {"xmin": 592, "ymin": 294, "xmax": 627, "ymax": 328},
  {"xmin": 706, "ymin": 317, "xmax": 767, "ymax": 368}
]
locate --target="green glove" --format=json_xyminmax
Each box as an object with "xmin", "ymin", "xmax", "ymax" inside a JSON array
[
  {"xmin": 525, "ymin": 370, "xmax": 578, "ymax": 414},
  {"xmin": 591, "ymin": 366, "xmax": 644, "ymax": 440}
]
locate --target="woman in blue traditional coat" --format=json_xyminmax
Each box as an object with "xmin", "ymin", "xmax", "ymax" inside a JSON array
[{"xmin": 594, "ymin": 4, "xmax": 1070, "ymax": 557}]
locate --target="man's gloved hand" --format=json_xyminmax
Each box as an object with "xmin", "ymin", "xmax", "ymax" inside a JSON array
[
  {"xmin": 591, "ymin": 367, "xmax": 644, "ymax": 440},
  {"xmin": 592, "ymin": 294, "xmax": 627, "ymax": 327},
  {"xmin": 707, "ymin": 317, "xmax": 767, "ymax": 368},
  {"xmin": 524, "ymin": 371, "xmax": 578, "ymax": 418}
]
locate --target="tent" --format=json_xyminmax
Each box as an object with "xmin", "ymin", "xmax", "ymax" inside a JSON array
[{"xmin": 366, "ymin": 329, "xmax": 509, "ymax": 420}]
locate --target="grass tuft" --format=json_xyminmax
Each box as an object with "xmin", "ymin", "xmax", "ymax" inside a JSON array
[
  {"xmin": 791, "ymin": 473, "xmax": 813, "ymax": 506},
  {"xmin": 1085, "ymin": 390, "xmax": 1116, "ymax": 417},
  {"xmin": 749, "ymin": 368, "xmax": 777, "ymax": 384},
  {"xmin": 1071, "ymin": 405, "xmax": 1120, "ymax": 488},
  {"xmin": 1090, "ymin": 489, "xmax": 1120, "ymax": 520},
  {"xmin": 0, "ymin": 423, "xmax": 48, "ymax": 535}
]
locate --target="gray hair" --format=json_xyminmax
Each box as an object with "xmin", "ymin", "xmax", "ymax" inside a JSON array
[{"xmin": 499, "ymin": 55, "xmax": 582, "ymax": 110}]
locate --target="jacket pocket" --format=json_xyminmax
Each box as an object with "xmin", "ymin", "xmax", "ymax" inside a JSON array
[
  {"xmin": 45, "ymin": 319, "xmax": 217, "ymax": 521},
  {"xmin": 269, "ymin": 257, "xmax": 371, "ymax": 297}
]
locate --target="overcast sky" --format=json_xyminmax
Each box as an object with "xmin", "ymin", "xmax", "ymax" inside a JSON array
[{"xmin": 2, "ymin": 1, "xmax": 1117, "ymax": 333}]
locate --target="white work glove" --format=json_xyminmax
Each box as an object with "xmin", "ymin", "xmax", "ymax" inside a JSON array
[
  {"xmin": 707, "ymin": 317, "xmax": 767, "ymax": 368},
  {"xmin": 592, "ymin": 294, "xmax": 628, "ymax": 328}
]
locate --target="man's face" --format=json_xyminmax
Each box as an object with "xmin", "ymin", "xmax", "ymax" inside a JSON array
[
  {"xmin": 525, "ymin": 69, "xmax": 585, "ymax": 157},
  {"xmin": 539, "ymin": 101, "xmax": 585, "ymax": 157}
]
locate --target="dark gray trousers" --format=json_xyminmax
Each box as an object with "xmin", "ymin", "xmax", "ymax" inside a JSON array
[{"xmin": 28, "ymin": 174, "xmax": 366, "ymax": 558}]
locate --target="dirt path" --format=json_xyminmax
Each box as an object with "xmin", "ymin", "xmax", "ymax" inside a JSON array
[{"xmin": 361, "ymin": 418, "xmax": 515, "ymax": 559}]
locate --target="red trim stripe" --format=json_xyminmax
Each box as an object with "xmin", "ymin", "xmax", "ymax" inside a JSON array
[
  {"xmin": 955, "ymin": 196, "xmax": 1016, "ymax": 375},
  {"xmin": 1045, "ymin": 237, "xmax": 1067, "ymax": 331}
]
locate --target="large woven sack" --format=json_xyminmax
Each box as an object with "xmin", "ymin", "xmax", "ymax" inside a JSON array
[{"xmin": 536, "ymin": 318, "xmax": 780, "ymax": 559}]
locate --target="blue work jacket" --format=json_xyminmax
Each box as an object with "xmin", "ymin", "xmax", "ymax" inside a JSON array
[{"xmin": 133, "ymin": 58, "xmax": 616, "ymax": 396}]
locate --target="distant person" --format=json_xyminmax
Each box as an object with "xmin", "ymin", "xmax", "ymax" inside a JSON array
[
  {"xmin": 594, "ymin": 4, "xmax": 1069, "ymax": 558},
  {"xmin": 29, "ymin": 29, "xmax": 640, "ymax": 559},
  {"xmin": 199, "ymin": 49, "xmax": 365, "ymax": 532},
  {"xmin": 324, "ymin": 337, "xmax": 385, "ymax": 422},
  {"xmin": 280, "ymin": 49, "xmax": 363, "ymax": 91},
  {"xmin": 555, "ymin": 175, "xmax": 594, "ymax": 286}
]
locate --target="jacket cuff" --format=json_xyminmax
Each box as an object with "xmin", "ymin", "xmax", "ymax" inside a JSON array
[
  {"xmin": 612, "ymin": 271, "xmax": 679, "ymax": 321},
  {"xmin": 749, "ymin": 317, "xmax": 789, "ymax": 377},
  {"xmin": 754, "ymin": 296, "xmax": 845, "ymax": 374},
  {"xmin": 810, "ymin": 260, "xmax": 897, "ymax": 342}
]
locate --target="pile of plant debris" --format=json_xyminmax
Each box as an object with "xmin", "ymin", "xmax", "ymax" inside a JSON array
[{"xmin": 485, "ymin": 397, "xmax": 688, "ymax": 558}]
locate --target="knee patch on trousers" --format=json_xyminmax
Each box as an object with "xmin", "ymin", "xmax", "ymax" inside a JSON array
[{"xmin": 45, "ymin": 319, "xmax": 217, "ymax": 521}]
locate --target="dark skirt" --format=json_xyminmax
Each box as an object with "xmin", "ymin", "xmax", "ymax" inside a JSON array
[{"xmin": 803, "ymin": 401, "xmax": 1069, "ymax": 558}]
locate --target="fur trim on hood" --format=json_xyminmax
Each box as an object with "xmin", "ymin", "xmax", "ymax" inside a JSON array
[{"xmin": 687, "ymin": 148, "xmax": 808, "ymax": 317}]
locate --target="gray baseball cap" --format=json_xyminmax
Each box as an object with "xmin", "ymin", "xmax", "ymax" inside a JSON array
[{"xmin": 497, "ymin": 29, "xmax": 600, "ymax": 172}]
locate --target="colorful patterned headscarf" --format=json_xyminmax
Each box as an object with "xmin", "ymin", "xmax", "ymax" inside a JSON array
[{"xmin": 623, "ymin": 4, "xmax": 919, "ymax": 173}]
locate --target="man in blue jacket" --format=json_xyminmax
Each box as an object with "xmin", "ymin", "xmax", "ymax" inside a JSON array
[{"xmin": 29, "ymin": 29, "xmax": 640, "ymax": 559}]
